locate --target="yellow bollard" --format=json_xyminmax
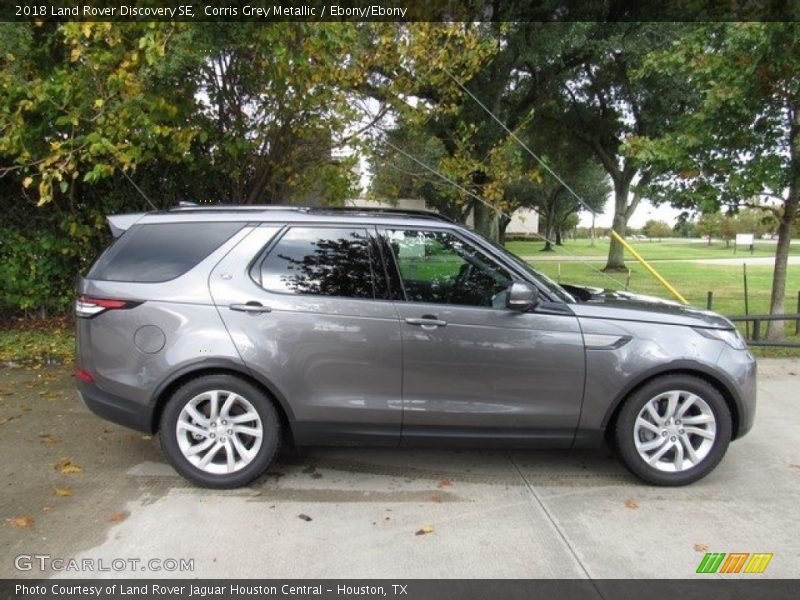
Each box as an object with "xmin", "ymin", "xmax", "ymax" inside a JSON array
[{"xmin": 610, "ymin": 230, "xmax": 689, "ymax": 305}]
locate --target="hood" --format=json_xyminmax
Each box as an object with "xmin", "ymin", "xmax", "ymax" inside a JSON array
[{"xmin": 564, "ymin": 285, "xmax": 733, "ymax": 330}]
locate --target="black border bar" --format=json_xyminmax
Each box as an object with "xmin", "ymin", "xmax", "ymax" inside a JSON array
[
  {"xmin": 2, "ymin": 0, "xmax": 799, "ymax": 22},
  {"xmin": 1, "ymin": 580, "xmax": 798, "ymax": 600}
]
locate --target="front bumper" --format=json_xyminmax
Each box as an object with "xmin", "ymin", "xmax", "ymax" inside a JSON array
[
  {"xmin": 718, "ymin": 346, "xmax": 757, "ymax": 439},
  {"xmin": 76, "ymin": 379, "xmax": 154, "ymax": 433}
]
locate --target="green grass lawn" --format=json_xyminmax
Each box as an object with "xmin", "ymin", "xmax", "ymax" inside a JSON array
[
  {"xmin": 506, "ymin": 238, "xmax": 800, "ymax": 260},
  {"xmin": 511, "ymin": 244, "xmax": 800, "ymax": 355},
  {"xmin": 0, "ymin": 317, "xmax": 74, "ymax": 365},
  {"xmin": 527, "ymin": 260, "xmax": 799, "ymax": 317}
]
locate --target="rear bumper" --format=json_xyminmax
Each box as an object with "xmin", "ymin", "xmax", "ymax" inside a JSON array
[{"xmin": 76, "ymin": 379, "xmax": 154, "ymax": 433}]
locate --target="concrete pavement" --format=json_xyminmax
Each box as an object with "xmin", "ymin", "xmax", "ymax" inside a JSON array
[{"xmin": 1, "ymin": 360, "xmax": 799, "ymax": 579}]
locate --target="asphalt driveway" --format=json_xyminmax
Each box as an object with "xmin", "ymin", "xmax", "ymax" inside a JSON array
[{"xmin": 1, "ymin": 359, "xmax": 798, "ymax": 579}]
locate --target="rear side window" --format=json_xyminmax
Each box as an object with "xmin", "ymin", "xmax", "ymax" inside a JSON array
[
  {"xmin": 88, "ymin": 222, "xmax": 244, "ymax": 282},
  {"xmin": 256, "ymin": 227, "xmax": 376, "ymax": 299}
]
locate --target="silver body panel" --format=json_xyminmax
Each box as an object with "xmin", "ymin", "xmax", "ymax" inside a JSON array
[{"xmin": 75, "ymin": 208, "xmax": 757, "ymax": 449}]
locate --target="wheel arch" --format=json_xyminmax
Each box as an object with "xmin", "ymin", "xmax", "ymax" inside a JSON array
[
  {"xmin": 149, "ymin": 359, "xmax": 295, "ymax": 440},
  {"xmin": 601, "ymin": 365, "xmax": 742, "ymax": 443}
]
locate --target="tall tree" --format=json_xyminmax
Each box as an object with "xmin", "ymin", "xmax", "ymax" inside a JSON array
[
  {"xmin": 509, "ymin": 23, "xmax": 695, "ymax": 270},
  {"xmin": 502, "ymin": 129, "xmax": 609, "ymax": 250},
  {"xmin": 631, "ymin": 23, "xmax": 799, "ymax": 338},
  {"xmin": 1, "ymin": 23, "xmax": 491, "ymax": 207}
]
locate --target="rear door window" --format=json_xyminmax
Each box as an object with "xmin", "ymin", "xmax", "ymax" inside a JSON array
[
  {"xmin": 255, "ymin": 227, "xmax": 377, "ymax": 299},
  {"xmin": 88, "ymin": 222, "xmax": 244, "ymax": 282}
]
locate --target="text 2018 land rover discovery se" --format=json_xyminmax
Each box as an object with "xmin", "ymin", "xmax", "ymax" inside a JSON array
[{"xmin": 75, "ymin": 205, "xmax": 756, "ymax": 488}]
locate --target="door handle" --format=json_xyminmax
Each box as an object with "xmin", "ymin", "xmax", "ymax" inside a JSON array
[
  {"xmin": 229, "ymin": 303, "xmax": 272, "ymax": 314},
  {"xmin": 405, "ymin": 316, "xmax": 447, "ymax": 329}
]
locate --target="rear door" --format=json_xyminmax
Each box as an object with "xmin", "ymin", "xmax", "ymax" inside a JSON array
[
  {"xmin": 381, "ymin": 227, "xmax": 586, "ymax": 447},
  {"xmin": 210, "ymin": 224, "xmax": 402, "ymax": 446}
]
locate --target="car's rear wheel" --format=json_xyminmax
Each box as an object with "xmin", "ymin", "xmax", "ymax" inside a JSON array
[
  {"xmin": 615, "ymin": 375, "xmax": 732, "ymax": 486},
  {"xmin": 160, "ymin": 374, "xmax": 280, "ymax": 488}
]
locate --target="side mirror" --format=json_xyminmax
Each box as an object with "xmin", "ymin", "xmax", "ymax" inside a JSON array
[{"xmin": 506, "ymin": 282, "xmax": 539, "ymax": 312}]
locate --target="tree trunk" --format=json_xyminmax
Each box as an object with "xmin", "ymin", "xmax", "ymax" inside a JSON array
[
  {"xmin": 766, "ymin": 182, "xmax": 798, "ymax": 340},
  {"xmin": 555, "ymin": 229, "xmax": 563, "ymax": 245},
  {"xmin": 473, "ymin": 201, "xmax": 500, "ymax": 242},
  {"xmin": 605, "ymin": 182, "xmax": 631, "ymax": 272},
  {"xmin": 498, "ymin": 215, "xmax": 511, "ymax": 246},
  {"xmin": 541, "ymin": 194, "xmax": 556, "ymax": 252}
]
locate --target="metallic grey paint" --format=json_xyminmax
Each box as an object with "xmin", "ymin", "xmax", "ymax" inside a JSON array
[{"xmin": 76, "ymin": 208, "xmax": 757, "ymax": 454}]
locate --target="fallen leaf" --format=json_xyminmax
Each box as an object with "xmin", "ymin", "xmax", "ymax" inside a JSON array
[
  {"xmin": 625, "ymin": 499, "xmax": 639, "ymax": 509},
  {"xmin": 298, "ymin": 514, "xmax": 313, "ymax": 522},
  {"xmin": 790, "ymin": 464, "xmax": 800, "ymax": 469},
  {"xmin": 694, "ymin": 543, "xmax": 709, "ymax": 552},
  {"xmin": 429, "ymin": 493, "xmax": 443, "ymax": 503},
  {"xmin": 53, "ymin": 488, "xmax": 73, "ymax": 497},
  {"xmin": 415, "ymin": 525, "xmax": 434, "ymax": 536},
  {"xmin": 39, "ymin": 434, "xmax": 60, "ymax": 444},
  {"xmin": 54, "ymin": 458, "xmax": 83, "ymax": 474},
  {"xmin": 437, "ymin": 479, "xmax": 452, "ymax": 488},
  {"xmin": 42, "ymin": 506, "xmax": 53, "ymax": 513},
  {"xmin": 7, "ymin": 515, "xmax": 34, "ymax": 529},
  {"xmin": 0, "ymin": 416, "xmax": 14, "ymax": 426},
  {"xmin": 108, "ymin": 511, "xmax": 129, "ymax": 523},
  {"xmin": 788, "ymin": 371, "xmax": 797, "ymax": 376}
]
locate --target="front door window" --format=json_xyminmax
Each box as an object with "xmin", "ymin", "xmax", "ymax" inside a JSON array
[{"xmin": 385, "ymin": 229, "xmax": 513, "ymax": 308}]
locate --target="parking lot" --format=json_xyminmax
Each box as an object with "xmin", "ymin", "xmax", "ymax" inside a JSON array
[{"xmin": 1, "ymin": 359, "xmax": 798, "ymax": 579}]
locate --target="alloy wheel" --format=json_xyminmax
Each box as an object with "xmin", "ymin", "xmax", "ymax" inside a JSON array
[
  {"xmin": 633, "ymin": 390, "xmax": 717, "ymax": 473},
  {"xmin": 175, "ymin": 390, "xmax": 263, "ymax": 475}
]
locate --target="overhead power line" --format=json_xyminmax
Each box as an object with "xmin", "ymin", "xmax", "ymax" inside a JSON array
[
  {"xmin": 439, "ymin": 65, "xmax": 598, "ymax": 217},
  {"xmin": 381, "ymin": 138, "xmax": 631, "ymax": 290}
]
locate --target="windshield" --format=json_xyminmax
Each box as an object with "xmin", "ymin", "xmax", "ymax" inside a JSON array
[{"xmin": 469, "ymin": 232, "xmax": 576, "ymax": 303}]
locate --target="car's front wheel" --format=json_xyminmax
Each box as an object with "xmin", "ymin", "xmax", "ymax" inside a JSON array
[
  {"xmin": 160, "ymin": 374, "xmax": 280, "ymax": 488},
  {"xmin": 615, "ymin": 375, "xmax": 732, "ymax": 486}
]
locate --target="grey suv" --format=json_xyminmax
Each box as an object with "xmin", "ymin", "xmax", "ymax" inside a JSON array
[{"xmin": 75, "ymin": 206, "xmax": 756, "ymax": 488}]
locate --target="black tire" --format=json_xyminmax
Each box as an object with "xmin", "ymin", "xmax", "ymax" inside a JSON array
[
  {"xmin": 159, "ymin": 374, "xmax": 281, "ymax": 489},
  {"xmin": 614, "ymin": 374, "xmax": 732, "ymax": 486}
]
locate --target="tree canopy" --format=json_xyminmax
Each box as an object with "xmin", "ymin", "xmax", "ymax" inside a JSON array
[{"xmin": 630, "ymin": 23, "xmax": 799, "ymax": 337}]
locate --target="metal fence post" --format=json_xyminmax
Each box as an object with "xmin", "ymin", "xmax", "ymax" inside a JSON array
[
  {"xmin": 743, "ymin": 264, "xmax": 750, "ymax": 339},
  {"xmin": 796, "ymin": 291, "xmax": 799, "ymax": 336}
]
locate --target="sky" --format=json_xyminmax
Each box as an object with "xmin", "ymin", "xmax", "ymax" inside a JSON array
[{"xmin": 579, "ymin": 197, "xmax": 687, "ymax": 229}]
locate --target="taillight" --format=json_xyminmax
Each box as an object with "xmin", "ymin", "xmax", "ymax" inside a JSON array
[
  {"xmin": 75, "ymin": 296, "xmax": 138, "ymax": 318},
  {"xmin": 75, "ymin": 368, "xmax": 95, "ymax": 383}
]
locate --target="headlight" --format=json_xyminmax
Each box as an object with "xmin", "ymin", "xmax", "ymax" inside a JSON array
[{"xmin": 693, "ymin": 327, "xmax": 747, "ymax": 350}]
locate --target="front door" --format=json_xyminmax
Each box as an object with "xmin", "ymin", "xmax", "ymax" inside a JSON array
[
  {"xmin": 210, "ymin": 224, "xmax": 402, "ymax": 446},
  {"xmin": 382, "ymin": 227, "xmax": 585, "ymax": 447}
]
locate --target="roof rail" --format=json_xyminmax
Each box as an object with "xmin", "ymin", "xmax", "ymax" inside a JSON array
[
  {"xmin": 168, "ymin": 203, "xmax": 307, "ymax": 213},
  {"xmin": 307, "ymin": 206, "xmax": 456, "ymax": 223},
  {"xmin": 166, "ymin": 203, "xmax": 455, "ymax": 223}
]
